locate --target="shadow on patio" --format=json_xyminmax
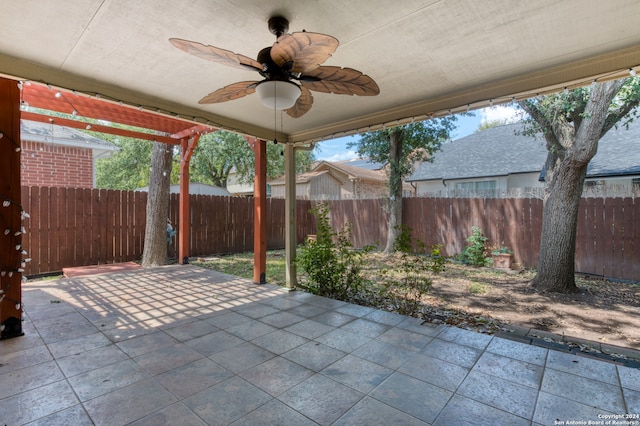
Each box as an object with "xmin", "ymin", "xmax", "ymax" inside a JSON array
[{"xmin": 1, "ymin": 265, "xmax": 638, "ymax": 425}]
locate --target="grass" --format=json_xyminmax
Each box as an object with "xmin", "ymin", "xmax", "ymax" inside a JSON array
[{"xmin": 192, "ymin": 250, "xmax": 288, "ymax": 286}]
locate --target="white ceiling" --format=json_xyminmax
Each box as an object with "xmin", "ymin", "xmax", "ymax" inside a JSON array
[{"xmin": 1, "ymin": 0, "xmax": 639, "ymax": 143}]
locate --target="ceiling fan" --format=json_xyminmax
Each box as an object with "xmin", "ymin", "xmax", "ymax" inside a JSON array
[{"xmin": 169, "ymin": 16, "xmax": 379, "ymax": 118}]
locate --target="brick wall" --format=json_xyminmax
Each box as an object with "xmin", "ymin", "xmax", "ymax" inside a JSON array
[{"xmin": 21, "ymin": 140, "xmax": 94, "ymax": 188}]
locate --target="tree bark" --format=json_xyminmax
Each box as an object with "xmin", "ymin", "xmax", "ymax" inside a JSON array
[
  {"xmin": 531, "ymin": 80, "xmax": 626, "ymax": 292},
  {"xmin": 384, "ymin": 130, "xmax": 404, "ymax": 255},
  {"xmin": 141, "ymin": 142, "xmax": 173, "ymax": 267}
]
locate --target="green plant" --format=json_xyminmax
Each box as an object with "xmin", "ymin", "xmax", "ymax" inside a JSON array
[
  {"xmin": 297, "ymin": 203, "xmax": 373, "ymax": 300},
  {"xmin": 462, "ymin": 226, "xmax": 489, "ymax": 267},
  {"xmin": 491, "ymin": 245, "xmax": 513, "ymax": 256}
]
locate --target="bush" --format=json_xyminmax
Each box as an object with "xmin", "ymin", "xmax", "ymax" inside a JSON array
[
  {"xmin": 462, "ymin": 226, "xmax": 489, "ymax": 267},
  {"xmin": 297, "ymin": 203, "xmax": 373, "ymax": 300}
]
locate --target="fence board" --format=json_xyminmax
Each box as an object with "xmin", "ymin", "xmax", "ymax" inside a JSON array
[{"xmin": 20, "ymin": 187, "xmax": 640, "ymax": 282}]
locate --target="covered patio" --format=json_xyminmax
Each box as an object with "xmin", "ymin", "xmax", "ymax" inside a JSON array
[{"xmin": 1, "ymin": 267, "xmax": 638, "ymax": 425}]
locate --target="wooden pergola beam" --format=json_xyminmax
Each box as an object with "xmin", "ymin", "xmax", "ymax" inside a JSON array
[
  {"xmin": 179, "ymin": 134, "xmax": 200, "ymax": 264},
  {"xmin": 250, "ymin": 137, "xmax": 267, "ymax": 284}
]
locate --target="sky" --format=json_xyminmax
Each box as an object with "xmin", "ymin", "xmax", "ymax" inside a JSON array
[{"xmin": 315, "ymin": 105, "xmax": 521, "ymax": 161}]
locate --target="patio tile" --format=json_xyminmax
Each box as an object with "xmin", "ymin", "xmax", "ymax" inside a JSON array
[
  {"xmin": 541, "ymin": 368, "xmax": 625, "ymax": 413},
  {"xmin": 533, "ymin": 391, "xmax": 615, "ymax": 425},
  {"xmin": 185, "ymin": 330, "xmax": 245, "ymax": 356},
  {"xmin": 473, "ymin": 351, "xmax": 544, "ymax": 389},
  {"xmin": 377, "ymin": 327, "xmax": 433, "ymax": 352},
  {"xmin": 163, "ymin": 319, "xmax": 219, "ymax": 342},
  {"xmin": 83, "ymin": 378, "xmax": 177, "ymax": 426},
  {"xmin": 56, "ymin": 343, "xmax": 129, "ymax": 377},
  {"xmin": 618, "ymin": 364, "xmax": 640, "ymax": 392},
  {"xmin": 0, "ymin": 322, "xmax": 44, "ymax": 356},
  {"xmin": 433, "ymin": 394, "xmax": 530, "ymax": 426},
  {"xmin": 232, "ymin": 302, "xmax": 280, "ymax": 319},
  {"xmin": 116, "ymin": 330, "xmax": 178, "ymax": 357},
  {"xmin": 251, "ymin": 330, "xmax": 309, "ymax": 354},
  {"xmin": 286, "ymin": 303, "xmax": 330, "ymax": 318},
  {"xmin": 284, "ymin": 318, "xmax": 335, "ymax": 339},
  {"xmin": 321, "ymin": 354, "xmax": 394, "ymax": 393},
  {"xmin": 259, "ymin": 311, "xmax": 306, "ymax": 328},
  {"xmin": 239, "ymin": 356, "xmax": 314, "ymax": 396},
  {"xmin": 183, "ymin": 376, "xmax": 272, "ymax": 425},
  {"xmin": 0, "ymin": 360, "xmax": 65, "ymax": 399},
  {"xmin": 34, "ymin": 311, "xmax": 102, "ymax": 344},
  {"xmin": 45, "ymin": 331, "xmax": 112, "ymax": 359},
  {"xmin": 67, "ymin": 358, "xmax": 150, "ymax": 401},
  {"xmin": 311, "ymin": 310, "xmax": 356, "ymax": 327},
  {"xmin": 334, "ymin": 303, "xmax": 376, "ymax": 318},
  {"xmin": 209, "ymin": 341, "xmax": 276, "ymax": 373},
  {"xmin": 333, "ymin": 396, "xmax": 429, "ymax": 426},
  {"xmin": 352, "ymin": 339, "xmax": 417, "ymax": 369},
  {"xmin": 226, "ymin": 319, "xmax": 278, "ymax": 340},
  {"xmin": 0, "ymin": 344, "xmax": 52, "ymax": 374},
  {"xmin": 278, "ymin": 374, "xmax": 364, "ymax": 425},
  {"xmin": 25, "ymin": 403, "xmax": 94, "ymax": 426},
  {"xmin": 304, "ymin": 295, "xmax": 348, "ymax": 309},
  {"xmin": 546, "ymin": 350, "xmax": 618, "ymax": 385},
  {"xmin": 258, "ymin": 296, "xmax": 303, "ymax": 310},
  {"xmin": 230, "ymin": 398, "xmax": 318, "ymax": 426},
  {"xmin": 363, "ymin": 309, "xmax": 406, "ymax": 326},
  {"xmin": 437, "ymin": 326, "xmax": 492, "ymax": 350},
  {"xmin": 624, "ymin": 387, "xmax": 640, "ymax": 414},
  {"xmin": 156, "ymin": 358, "xmax": 234, "ymax": 399},
  {"xmin": 314, "ymin": 328, "xmax": 372, "ymax": 352},
  {"xmin": 133, "ymin": 343, "xmax": 203, "ymax": 375},
  {"xmin": 457, "ymin": 370, "xmax": 538, "ymax": 419},
  {"xmin": 203, "ymin": 311, "xmax": 253, "ymax": 329},
  {"xmin": 340, "ymin": 318, "xmax": 391, "ymax": 338},
  {"xmin": 395, "ymin": 317, "xmax": 445, "ymax": 337},
  {"xmin": 129, "ymin": 402, "xmax": 206, "ymax": 426},
  {"xmin": 421, "ymin": 338, "xmax": 483, "ymax": 368},
  {"xmin": 486, "ymin": 336, "xmax": 548, "ymax": 366},
  {"xmin": 369, "ymin": 372, "xmax": 452, "ymax": 424},
  {"xmin": 281, "ymin": 341, "xmax": 345, "ymax": 371},
  {"xmin": 0, "ymin": 380, "xmax": 79, "ymax": 425},
  {"xmin": 398, "ymin": 353, "xmax": 470, "ymax": 392}
]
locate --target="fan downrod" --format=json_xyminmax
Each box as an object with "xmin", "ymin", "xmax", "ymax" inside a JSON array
[{"xmin": 268, "ymin": 16, "xmax": 289, "ymax": 37}]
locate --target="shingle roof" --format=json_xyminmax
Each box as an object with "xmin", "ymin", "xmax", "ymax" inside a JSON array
[
  {"xmin": 408, "ymin": 120, "xmax": 640, "ymax": 182},
  {"xmin": 21, "ymin": 120, "xmax": 116, "ymax": 151}
]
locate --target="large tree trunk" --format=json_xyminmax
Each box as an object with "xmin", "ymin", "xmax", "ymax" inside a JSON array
[
  {"xmin": 141, "ymin": 142, "xmax": 173, "ymax": 267},
  {"xmin": 531, "ymin": 80, "xmax": 625, "ymax": 292},
  {"xmin": 384, "ymin": 131, "xmax": 404, "ymax": 255}
]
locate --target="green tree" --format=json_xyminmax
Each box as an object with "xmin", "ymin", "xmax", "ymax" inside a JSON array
[
  {"xmin": 189, "ymin": 131, "xmax": 315, "ymax": 187},
  {"xmin": 518, "ymin": 77, "xmax": 640, "ymax": 293},
  {"xmin": 95, "ymin": 136, "xmax": 178, "ymax": 190},
  {"xmin": 348, "ymin": 119, "xmax": 457, "ymax": 254}
]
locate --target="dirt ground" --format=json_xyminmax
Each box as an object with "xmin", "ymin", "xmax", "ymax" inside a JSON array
[{"xmin": 404, "ymin": 261, "xmax": 640, "ymax": 351}]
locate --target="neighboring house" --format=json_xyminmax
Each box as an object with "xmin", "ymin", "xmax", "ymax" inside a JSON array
[
  {"xmin": 268, "ymin": 158, "xmax": 388, "ymax": 200},
  {"xmin": 407, "ymin": 122, "xmax": 640, "ymax": 196},
  {"xmin": 20, "ymin": 119, "xmax": 117, "ymax": 188},
  {"xmin": 137, "ymin": 183, "xmax": 231, "ymax": 196},
  {"xmin": 226, "ymin": 169, "xmax": 254, "ymax": 197}
]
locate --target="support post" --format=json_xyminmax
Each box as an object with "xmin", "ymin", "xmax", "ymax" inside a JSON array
[
  {"xmin": 251, "ymin": 138, "xmax": 267, "ymax": 284},
  {"xmin": 179, "ymin": 134, "xmax": 200, "ymax": 264},
  {"xmin": 0, "ymin": 77, "xmax": 24, "ymax": 339},
  {"xmin": 284, "ymin": 143, "xmax": 297, "ymax": 289}
]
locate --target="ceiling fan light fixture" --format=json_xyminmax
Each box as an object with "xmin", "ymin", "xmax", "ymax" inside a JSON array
[{"xmin": 256, "ymin": 80, "xmax": 301, "ymax": 110}]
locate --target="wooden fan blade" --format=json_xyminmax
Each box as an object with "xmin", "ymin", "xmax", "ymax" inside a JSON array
[
  {"xmin": 286, "ymin": 86, "xmax": 314, "ymax": 118},
  {"xmin": 301, "ymin": 66, "xmax": 380, "ymax": 96},
  {"xmin": 169, "ymin": 38, "xmax": 263, "ymax": 72},
  {"xmin": 198, "ymin": 81, "xmax": 259, "ymax": 104},
  {"xmin": 271, "ymin": 32, "xmax": 338, "ymax": 74}
]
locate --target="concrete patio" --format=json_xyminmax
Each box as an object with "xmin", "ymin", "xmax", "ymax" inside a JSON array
[{"xmin": 1, "ymin": 265, "xmax": 638, "ymax": 425}]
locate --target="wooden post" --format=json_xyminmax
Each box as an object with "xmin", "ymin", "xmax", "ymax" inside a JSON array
[
  {"xmin": 251, "ymin": 138, "xmax": 267, "ymax": 284},
  {"xmin": 179, "ymin": 134, "xmax": 200, "ymax": 264},
  {"xmin": 284, "ymin": 143, "xmax": 297, "ymax": 289},
  {"xmin": 0, "ymin": 77, "xmax": 24, "ymax": 339}
]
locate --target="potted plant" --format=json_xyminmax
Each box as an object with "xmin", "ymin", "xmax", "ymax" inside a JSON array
[{"xmin": 491, "ymin": 245, "xmax": 513, "ymax": 269}]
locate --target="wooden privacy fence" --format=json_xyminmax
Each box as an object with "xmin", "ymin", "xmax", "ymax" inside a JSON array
[{"xmin": 20, "ymin": 186, "xmax": 640, "ymax": 282}]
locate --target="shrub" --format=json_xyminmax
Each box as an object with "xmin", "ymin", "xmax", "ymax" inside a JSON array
[
  {"xmin": 462, "ymin": 226, "xmax": 489, "ymax": 267},
  {"xmin": 297, "ymin": 203, "xmax": 373, "ymax": 300}
]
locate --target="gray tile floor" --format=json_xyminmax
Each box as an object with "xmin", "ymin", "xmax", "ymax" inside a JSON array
[{"xmin": 1, "ymin": 265, "xmax": 638, "ymax": 425}]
